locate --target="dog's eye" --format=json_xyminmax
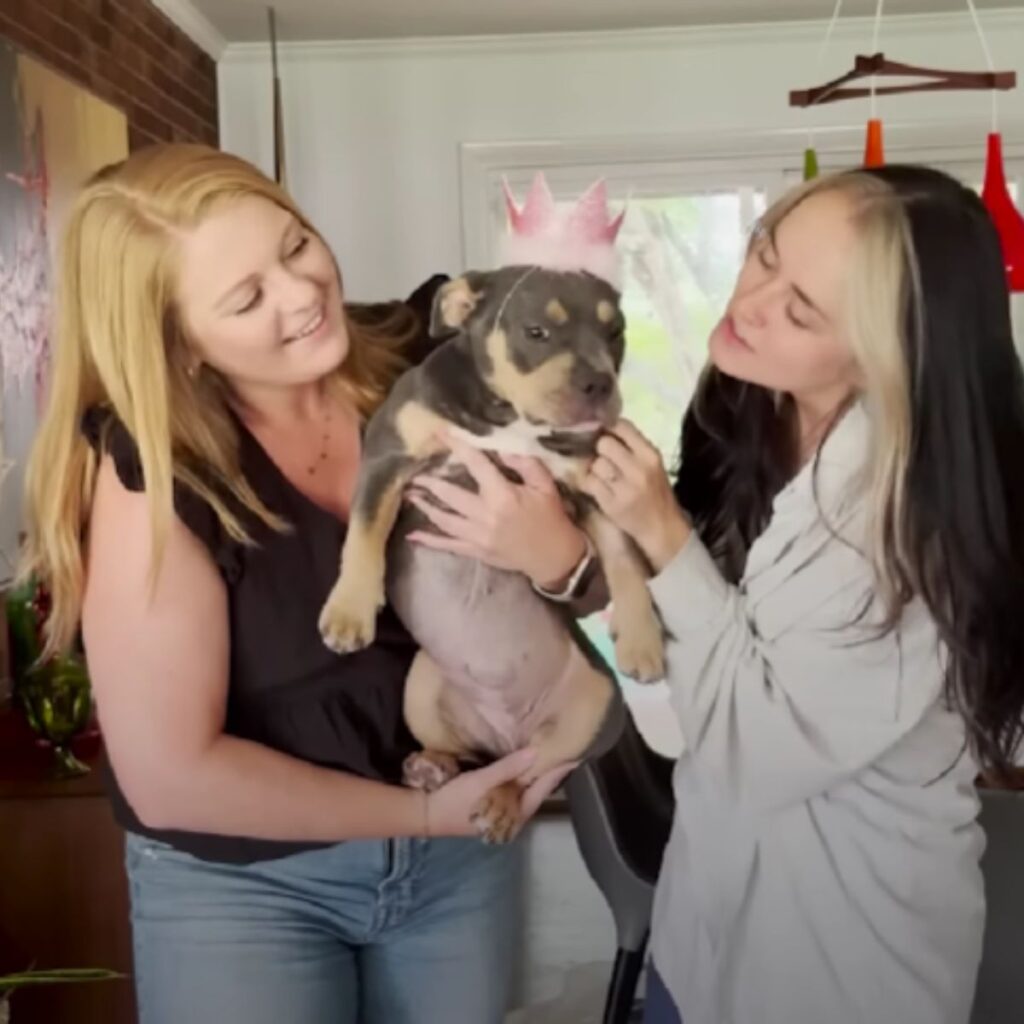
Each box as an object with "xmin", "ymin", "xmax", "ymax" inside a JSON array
[{"xmin": 525, "ymin": 325, "xmax": 550, "ymax": 341}]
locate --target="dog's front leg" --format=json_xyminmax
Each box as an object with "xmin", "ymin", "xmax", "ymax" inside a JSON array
[
  {"xmin": 319, "ymin": 453, "xmax": 417, "ymax": 654},
  {"xmin": 581, "ymin": 505, "xmax": 666, "ymax": 684}
]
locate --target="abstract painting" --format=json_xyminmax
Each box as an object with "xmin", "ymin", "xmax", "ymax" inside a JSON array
[{"xmin": 0, "ymin": 41, "xmax": 128, "ymax": 581}]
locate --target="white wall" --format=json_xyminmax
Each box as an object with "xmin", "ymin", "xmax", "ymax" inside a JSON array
[{"xmin": 218, "ymin": 11, "xmax": 1024, "ymax": 301}]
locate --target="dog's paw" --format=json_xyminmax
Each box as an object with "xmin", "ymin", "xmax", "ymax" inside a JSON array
[
  {"xmin": 470, "ymin": 783, "xmax": 522, "ymax": 845},
  {"xmin": 318, "ymin": 580, "xmax": 382, "ymax": 654},
  {"xmin": 403, "ymin": 750, "xmax": 461, "ymax": 793},
  {"xmin": 612, "ymin": 599, "xmax": 666, "ymax": 684}
]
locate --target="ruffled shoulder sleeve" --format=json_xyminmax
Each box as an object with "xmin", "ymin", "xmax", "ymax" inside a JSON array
[{"xmin": 81, "ymin": 407, "xmax": 243, "ymax": 583}]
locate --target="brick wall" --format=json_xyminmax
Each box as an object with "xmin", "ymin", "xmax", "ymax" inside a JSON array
[{"xmin": 0, "ymin": 0, "xmax": 217, "ymax": 150}]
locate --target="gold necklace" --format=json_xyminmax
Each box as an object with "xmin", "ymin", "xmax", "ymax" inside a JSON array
[{"xmin": 307, "ymin": 402, "xmax": 332, "ymax": 476}]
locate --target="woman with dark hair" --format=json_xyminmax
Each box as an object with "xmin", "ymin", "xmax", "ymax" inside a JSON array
[{"xmin": 582, "ymin": 165, "xmax": 1024, "ymax": 1024}]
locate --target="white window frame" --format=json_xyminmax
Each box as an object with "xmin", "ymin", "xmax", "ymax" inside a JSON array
[
  {"xmin": 459, "ymin": 119, "xmax": 1024, "ymax": 357},
  {"xmin": 459, "ymin": 119, "xmax": 1024, "ymax": 266}
]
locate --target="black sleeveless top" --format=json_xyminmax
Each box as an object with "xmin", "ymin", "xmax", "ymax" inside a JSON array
[{"xmin": 82, "ymin": 278, "xmax": 447, "ymax": 864}]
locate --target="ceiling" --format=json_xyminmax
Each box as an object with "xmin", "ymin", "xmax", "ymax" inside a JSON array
[{"xmin": 188, "ymin": 0, "xmax": 1018, "ymax": 43}]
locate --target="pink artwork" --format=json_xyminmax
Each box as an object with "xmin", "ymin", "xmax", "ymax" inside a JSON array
[
  {"xmin": 0, "ymin": 109, "xmax": 51, "ymax": 409},
  {"xmin": 0, "ymin": 40, "xmax": 128, "ymax": 572}
]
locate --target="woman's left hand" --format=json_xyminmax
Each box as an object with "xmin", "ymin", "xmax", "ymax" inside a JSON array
[
  {"xmin": 581, "ymin": 419, "xmax": 691, "ymax": 574},
  {"xmin": 406, "ymin": 433, "xmax": 589, "ymax": 590}
]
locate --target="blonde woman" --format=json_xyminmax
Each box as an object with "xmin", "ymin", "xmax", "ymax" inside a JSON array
[
  {"xmin": 582, "ymin": 167, "xmax": 1024, "ymax": 1023},
  {"xmin": 21, "ymin": 144, "xmax": 590, "ymax": 1024}
]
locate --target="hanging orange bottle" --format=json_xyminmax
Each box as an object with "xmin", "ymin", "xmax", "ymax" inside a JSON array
[{"xmin": 863, "ymin": 119, "xmax": 885, "ymax": 168}]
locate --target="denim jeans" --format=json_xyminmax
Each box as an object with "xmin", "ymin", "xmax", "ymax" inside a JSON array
[
  {"xmin": 125, "ymin": 831, "xmax": 524, "ymax": 1024},
  {"xmin": 643, "ymin": 962, "xmax": 683, "ymax": 1024}
]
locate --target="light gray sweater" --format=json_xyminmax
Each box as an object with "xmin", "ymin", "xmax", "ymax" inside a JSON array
[{"xmin": 647, "ymin": 401, "xmax": 985, "ymax": 1024}]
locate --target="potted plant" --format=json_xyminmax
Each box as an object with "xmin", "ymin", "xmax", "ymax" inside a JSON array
[
  {"xmin": 0, "ymin": 968, "xmax": 122, "ymax": 1023},
  {"xmin": 5, "ymin": 575, "xmax": 94, "ymax": 778}
]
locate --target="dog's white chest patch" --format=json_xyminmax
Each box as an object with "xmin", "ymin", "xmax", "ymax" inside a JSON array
[{"xmin": 449, "ymin": 422, "xmax": 582, "ymax": 483}]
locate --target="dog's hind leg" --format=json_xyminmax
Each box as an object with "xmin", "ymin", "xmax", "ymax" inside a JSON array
[
  {"xmin": 521, "ymin": 643, "xmax": 623, "ymax": 786},
  {"xmin": 403, "ymin": 653, "xmax": 524, "ymax": 843},
  {"xmin": 402, "ymin": 651, "xmax": 470, "ymax": 793},
  {"xmin": 470, "ymin": 647, "xmax": 623, "ymax": 844},
  {"xmin": 470, "ymin": 782, "xmax": 523, "ymax": 845}
]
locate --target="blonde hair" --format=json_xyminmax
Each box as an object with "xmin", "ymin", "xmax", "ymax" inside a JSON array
[
  {"xmin": 757, "ymin": 170, "xmax": 918, "ymax": 609},
  {"xmin": 22, "ymin": 143, "xmax": 414, "ymax": 656}
]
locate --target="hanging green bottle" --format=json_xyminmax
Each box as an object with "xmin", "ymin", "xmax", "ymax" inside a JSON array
[{"xmin": 803, "ymin": 147, "xmax": 820, "ymax": 181}]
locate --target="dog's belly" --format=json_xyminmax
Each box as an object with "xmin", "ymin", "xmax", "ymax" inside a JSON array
[{"xmin": 386, "ymin": 507, "xmax": 578, "ymax": 755}]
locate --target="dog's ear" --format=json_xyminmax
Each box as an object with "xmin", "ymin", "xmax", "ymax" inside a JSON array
[{"xmin": 430, "ymin": 273, "xmax": 488, "ymax": 337}]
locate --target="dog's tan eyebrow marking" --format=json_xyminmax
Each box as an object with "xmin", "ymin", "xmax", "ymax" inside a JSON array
[
  {"xmin": 545, "ymin": 299, "xmax": 569, "ymax": 325},
  {"xmin": 596, "ymin": 300, "xmax": 615, "ymax": 324},
  {"xmin": 485, "ymin": 328, "xmax": 574, "ymax": 416}
]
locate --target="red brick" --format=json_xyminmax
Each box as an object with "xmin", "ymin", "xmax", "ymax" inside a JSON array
[
  {"xmin": 132, "ymin": 26, "xmax": 167, "ymax": 67},
  {"xmin": 128, "ymin": 123, "xmax": 157, "ymax": 151},
  {"xmin": 1, "ymin": 0, "xmax": 30, "ymax": 27},
  {"xmin": 0, "ymin": 0, "xmax": 217, "ymax": 144},
  {"xmin": 35, "ymin": 6, "xmax": 85, "ymax": 61},
  {"xmin": 142, "ymin": 5, "xmax": 175, "ymax": 46},
  {"xmin": 49, "ymin": 0, "xmax": 90, "ymax": 31},
  {"xmin": 131, "ymin": 99, "xmax": 173, "ymax": 139}
]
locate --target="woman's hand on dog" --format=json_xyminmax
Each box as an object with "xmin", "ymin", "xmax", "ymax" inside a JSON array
[
  {"xmin": 582, "ymin": 419, "xmax": 692, "ymax": 574},
  {"xmin": 425, "ymin": 748, "xmax": 577, "ymax": 838},
  {"xmin": 406, "ymin": 433, "xmax": 589, "ymax": 589}
]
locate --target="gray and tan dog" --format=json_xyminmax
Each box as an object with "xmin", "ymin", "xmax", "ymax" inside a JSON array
[{"xmin": 319, "ymin": 265, "xmax": 665, "ymax": 842}]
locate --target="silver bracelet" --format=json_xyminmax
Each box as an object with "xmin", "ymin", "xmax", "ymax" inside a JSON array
[{"xmin": 531, "ymin": 534, "xmax": 595, "ymax": 603}]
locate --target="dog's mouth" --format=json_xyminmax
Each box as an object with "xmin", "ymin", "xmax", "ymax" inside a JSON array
[
  {"xmin": 526, "ymin": 389, "xmax": 622, "ymax": 436},
  {"xmin": 556, "ymin": 419, "xmax": 603, "ymax": 434}
]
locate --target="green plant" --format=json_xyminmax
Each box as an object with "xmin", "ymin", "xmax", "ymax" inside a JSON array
[
  {"xmin": 5, "ymin": 575, "xmax": 94, "ymax": 778},
  {"xmin": 0, "ymin": 968, "xmax": 123, "ymax": 1023}
]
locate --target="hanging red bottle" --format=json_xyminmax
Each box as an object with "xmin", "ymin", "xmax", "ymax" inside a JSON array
[{"xmin": 981, "ymin": 132, "xmax": 1024, "ymax": 293}]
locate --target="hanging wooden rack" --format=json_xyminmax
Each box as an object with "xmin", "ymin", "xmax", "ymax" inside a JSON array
[{"xmin": 789, "ymin": 52, "xmax": 1016, "ymax": 108}]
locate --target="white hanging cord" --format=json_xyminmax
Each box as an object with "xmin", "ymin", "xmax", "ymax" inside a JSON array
[
  {"xmin": 808, "ymin": 0, "xmax": 845, "ymax": 149},
  {"xmin": 492, "ymin": 265, "xmax": 539, "ymax": 332},
  {"xmin": 965, "ymin": 0, "xmax": 998, "ymax": 132},
  {"xmin": 869, "ymin": 0, "xmax": 885, "ymax": 119}
]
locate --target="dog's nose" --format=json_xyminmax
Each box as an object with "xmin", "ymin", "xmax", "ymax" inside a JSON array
[{"xmin": 578, "ymin": 369, "xmax": 614, "ymax": 401}]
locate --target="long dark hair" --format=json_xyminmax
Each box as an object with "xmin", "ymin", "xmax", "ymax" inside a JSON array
[{"xmin": 674, "ymin": 165, "xmax": 1024, "ymax": 774}]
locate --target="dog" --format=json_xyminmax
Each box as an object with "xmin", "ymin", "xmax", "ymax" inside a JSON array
[{"xmin": 318, "ymin": 265, "xmax": 666, "ymax": 842}]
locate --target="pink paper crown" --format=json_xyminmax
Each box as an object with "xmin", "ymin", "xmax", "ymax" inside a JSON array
[{"xmin": 498, "ymin": 172, "xmax": 626, "ymax": 287}]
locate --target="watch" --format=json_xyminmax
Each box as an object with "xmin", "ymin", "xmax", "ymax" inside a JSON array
[{"xmin": 531, "ymin": 534, "xmax": 596, "ymax": 603}]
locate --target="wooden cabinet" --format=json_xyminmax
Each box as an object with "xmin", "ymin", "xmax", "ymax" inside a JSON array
[{"xmin": 0, "ymin": 706, "xmax": 136, "ymax": 1024}]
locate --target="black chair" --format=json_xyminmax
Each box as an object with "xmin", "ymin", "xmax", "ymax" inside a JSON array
[
  {"xmin": 565, "ymin": 711, "xmax": 675, "ymax": 1024},
  {"xmin": 971, "ymin": 786, "xmax": 1024, "ymax": 1024},
  {"xmin": 570, "ymin": 723, "xmax": 1024, "ymax": 1024}
]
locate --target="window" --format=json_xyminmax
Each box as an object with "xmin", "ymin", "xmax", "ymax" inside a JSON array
[
  {"xmin": 613, "ymin": 188, "xmax": 767, "ymax": 463},
  {"xmin": 461, "ymin": 126, "xmax": 1024, "ymax": 757}
]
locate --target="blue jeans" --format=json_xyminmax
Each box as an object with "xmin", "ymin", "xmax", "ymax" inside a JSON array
[
  {"xmin": 643, "ymin": 962, "xmax": 683, "ymax": 1024},
  {"xmin": 125, "ymin": 831, "xmax": 523, "ymax": 1024}
]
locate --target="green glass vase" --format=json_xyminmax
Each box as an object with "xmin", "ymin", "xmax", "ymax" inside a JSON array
[
  {"xmin": 6, "ymin": 577, "xmax": 93, "ymax": 779},
  {"xmin": 16, "ymin": 654, "xmax": 92, "ymax": 779}
]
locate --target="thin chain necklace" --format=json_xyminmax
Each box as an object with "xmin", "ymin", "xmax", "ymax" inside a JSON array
[{"xmin": 307, "ymin": 401, "xmax": 332, "ymax": 476}]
